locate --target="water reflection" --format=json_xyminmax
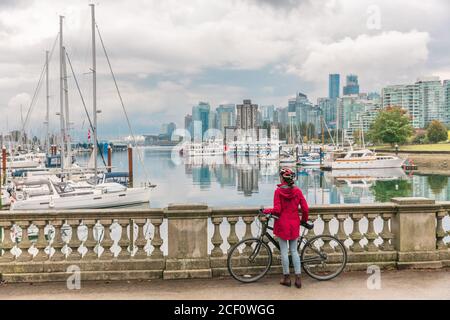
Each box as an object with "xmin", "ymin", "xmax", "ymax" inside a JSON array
[{"xmin": 79, "ymin": 147, "xmax": 450, "ymax": 207}]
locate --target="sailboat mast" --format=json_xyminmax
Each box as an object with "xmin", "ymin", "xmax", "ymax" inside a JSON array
[
  {"xmin": 59, "ymin": 15, "xmax": 65, "ymax": 171},
  {"xmin": 63, "ymin": 46, "xmax": 72, "ymax": 167},
  {"xmin": 335, "ymin": 100, "xmax": 339, "ymax": 149},
  {"xmin": 45, "ymin": 50, "xmax": 50, "ymax": 153},
  {"xmin": 90, "ymin": 3, "xmax": 98, "ymax": 184}
]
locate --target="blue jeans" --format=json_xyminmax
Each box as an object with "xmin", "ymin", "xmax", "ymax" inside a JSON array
[{"xmin": 278, "ymin": 238, "xmax": 301, "ymax": 275}]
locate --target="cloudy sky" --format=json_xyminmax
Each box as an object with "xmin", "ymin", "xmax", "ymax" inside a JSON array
[{"xmin": 1, "ymin": 0, "xmax": 449, "ymax": 140}]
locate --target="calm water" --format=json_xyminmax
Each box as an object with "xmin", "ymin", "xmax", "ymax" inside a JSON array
[{"xmin": 79, "ymin": 146, "xmax": 450, "ymax": 208}]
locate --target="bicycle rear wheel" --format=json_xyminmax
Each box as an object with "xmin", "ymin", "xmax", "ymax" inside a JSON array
[
  {"xmin": 301, "ymin": 235, "xmax": 347, "ymax": 281},
  {"xmin": 227, "ymin": 238, "xmax": 273, "ymax": 283}
]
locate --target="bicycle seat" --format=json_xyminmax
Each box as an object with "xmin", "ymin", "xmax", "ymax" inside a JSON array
[{"xmin": 301, "ymin": 221, "xmax": 314, "ymax": 230}]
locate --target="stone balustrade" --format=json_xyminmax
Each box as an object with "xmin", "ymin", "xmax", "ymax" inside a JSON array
[{"xmin": 0, "ymin": 198, "xmax": 449, "ymax": 282}]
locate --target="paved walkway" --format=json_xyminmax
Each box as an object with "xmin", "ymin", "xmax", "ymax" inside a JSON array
[{"xmin": 0, "ymin": 269, "xmax": 449, "ymax": 300}]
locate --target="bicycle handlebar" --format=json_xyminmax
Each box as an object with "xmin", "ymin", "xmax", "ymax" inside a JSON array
[{"xmin": 258, "ymin": 210, "xmax": 278, "ymax": 221}]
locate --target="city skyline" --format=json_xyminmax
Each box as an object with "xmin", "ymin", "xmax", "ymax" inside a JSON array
[{"xmin": 0, "ymin": 0, "xmax": 449, "ymax": 140}]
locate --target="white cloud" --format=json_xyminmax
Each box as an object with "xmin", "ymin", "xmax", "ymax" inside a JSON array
[
  {"xmin": 291, "ymin": 31, "xmax": 430, "ymax": 98},
  {"xmin": 0, "ymin": 0, "xmax": 448, "ymax": 136}
]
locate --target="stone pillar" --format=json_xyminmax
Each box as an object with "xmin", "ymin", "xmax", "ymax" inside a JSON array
[
  {"xmin": 163, "ymin": 203, "xmax": 211, "ymax": 279},
  {"xmin": 391, "ymin": 197, "xmax": 441, "ymax": 268}
]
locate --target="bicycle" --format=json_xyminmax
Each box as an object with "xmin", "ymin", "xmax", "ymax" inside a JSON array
[{"xmin": 227, "ymin": 211, "xmax": 347, "ymax": 283}]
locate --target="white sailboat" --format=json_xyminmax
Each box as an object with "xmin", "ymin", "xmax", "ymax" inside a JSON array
[
  {"xmin": 9, "ymin": 4, "xmax": 151, "ymax": 210},
  {"xmin": 9, "ymin": 178, "xmax": 150, "ymax": 210}
]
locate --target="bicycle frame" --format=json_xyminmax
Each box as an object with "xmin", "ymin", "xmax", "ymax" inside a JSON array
[{"xmin": 257, "ymin": 217, "xmax": 326, "ymax": 264}]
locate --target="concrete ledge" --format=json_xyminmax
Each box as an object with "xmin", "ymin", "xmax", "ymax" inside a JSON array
[
  {"xmin": 438, "ymin": 249, "xmax": 450, "ymax": 261},
  {"xmin": 165, "ymin": 258, "xmax": 210, "ymax": 270},
  {"xmin": 397, "ymin": 260, "xmax": 443, "ymax": 269},
  {"xmin": 344, "ymin": 261, "xmax": 397, "ymax": 272},
  {"xmin": 347, "ymin": 251, "xmax": 397, "ymax": 263},
  {"xmin": 210, "ymin": 256, "xmax": 227, "ymax": 268},
  {"xmin": 2, "ymin": 270, "xmax": 163, "ymax": 283},
  {"xmin": 163, "ymin": 269, "xmax": 212, "ymax": 280},
  {"xmin": 0, "ymin": 259, "xmax": 165, "ymax": 274},
  {"xmin": 397, "ymin": 251, "xmax": 440, "ymax": 262}
]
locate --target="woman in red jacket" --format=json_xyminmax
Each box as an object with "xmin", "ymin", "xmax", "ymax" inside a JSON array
[{"xmin": 263, "ymin": 167, "xmax": 309, "ymax": 288}]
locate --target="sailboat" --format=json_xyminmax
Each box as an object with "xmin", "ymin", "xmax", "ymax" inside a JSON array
[{"xmin": 9, "ymin": 4, "xmax": 151, "ymax": 210}]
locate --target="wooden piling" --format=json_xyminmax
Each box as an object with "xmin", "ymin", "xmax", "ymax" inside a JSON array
[
  {"xmin": 2, "ymin": 146, "xmax": 6, "ymax": 185},
  {"xmin": 128, "ymin": 145, "xmax": 133, "ymax": 188},
  {"xmin": 107, "ymin": 145, "xmax": 112, "ymax": 173}
]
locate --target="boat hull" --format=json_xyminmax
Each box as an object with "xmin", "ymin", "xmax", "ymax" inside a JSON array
[
  {"xmin": 331, "ymin": 158, "xmax": 405, "ymax": 169},
  {"xmin": 10, "ymin": 188, "xmax": 151, "ymax": 210}
]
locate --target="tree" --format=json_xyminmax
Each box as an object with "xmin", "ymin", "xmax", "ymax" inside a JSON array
[
  {"xmin": 370, "ymin": 180, "xmax": 412, "ymax": 202},
  {"xmin": 352, "ymin": 129, "xmax": 362, "ymax": 146},
  {"xmin": 367, "ymin": 107, "xmax": 413, "ymax": 146},
  {"xmin": 426, "ymin": 120, "xmax": 448, "ymax": 143},
  {"xmin": 427, "ymin": 175, "xmax": 448, "ymax": 195}
]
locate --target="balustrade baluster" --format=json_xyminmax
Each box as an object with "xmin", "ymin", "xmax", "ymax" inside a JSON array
[
  {"xmin": 133, "ymin": 219, "xmax": 148, "ymax": 259},
  {"xmin": 242, "ymin": 216, "xmax": 255, "ymax": 255},
  {"xmin": 211, "ymin": 217, "xmax": 224, "ymax": 257},
  {"xmin": 83, "ymin": 220, "xmax": 98, "ymax": 259},
  {"xmin": 364, "ymin": 214, "xmax": 379, "ymax": 252},
  {"xmin": 117, "ymin": 219, "xmax": 130, "ymax": 259},
  {"xmin": 60, "ymin": 220, "xmax": 71, "ymax": 259},
  {"xmin": 321, "ymin": 214, "xmax": 334, "ymax": 253},
  {"xmin": 379, "ymin": 213, "xmax": 395, "ymax": 251},
  {"xmin": 150, "ymin": 218, "xmax": 163, "ymax": 259},
  {"xmin": 0, "ymin": 222, "xmax": 15, "ymax": 262},
  {"xmin": 436, "ymin": 209, "xmax": 447, "ymax": 250},
  {"xmin": 33, "ymin": 220, "xmax": 49, "ymax": 261},
  {"xmin": 100, "ymin": 219, "xmax": 114, "ymax": 260},
  {"xmin": 17, "ymin": 221, "xmax": 32, "ymax": 262},
  {"xmin": 67, "ymin": 219, "xmax": 82, "ymax": 261},
  {"xmin": 226, "ymin": 217, "xmax": 239, "ymax": 253},
  {"xmin": 304, "ymin": 214, "xmax": 317, "ymax": 241},
  {"xmin": 335, "ymin": 214, "xmax": 348, "ymax": 246},
  {"xmin": 51, "ymin": 221, "xmax": 65, "ymax": 261},
  {"xmin": 350, "ymin": 214, "xmax": 364, "ymax": 252}
]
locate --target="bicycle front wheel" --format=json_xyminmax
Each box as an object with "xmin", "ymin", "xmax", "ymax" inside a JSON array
[
  {"xmin": 227, "ymin": 238, "xmax": 273, "ymax": 283},
  {"xmin": 301, "ymin": 235, "xmax": 347, "ymax": 281}
]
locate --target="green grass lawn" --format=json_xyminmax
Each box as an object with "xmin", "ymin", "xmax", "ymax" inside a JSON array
[{"xmin": 372, "ymin": 143, "xmax": 450, "ymax": 151}]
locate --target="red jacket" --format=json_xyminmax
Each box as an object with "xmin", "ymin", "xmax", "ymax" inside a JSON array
[{"xmin": 263, "ymin": 182, "xmax": 309, "ymax": 240}]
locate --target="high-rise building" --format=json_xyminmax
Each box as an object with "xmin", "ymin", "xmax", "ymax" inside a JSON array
[
  {"xmin": 167, "ymin": 122, "xmax": 176, "ymax": 139},
  {"xmin": 192, "ymin": 101, "xmax": 211, "ymax": 141},
  {"xmin": 382, "ymin": 84, "xmax": 422, "ymax": 128},
  {"xmin": 445, "ymin": 80, "xmax": 450, "ymax": 124},
  {"xmin": 329, "ymin": 74, "xmax": 340, "ymax": 99},
  {"xmin": 318, "ymin": 98, "xmax": 336, "ymax": 128},
  {"xmin": 289, "ymin": 92, "xmax": 313, "ymax": 125},
  {"xmin": 216, "ymin": 104, "xmax": 235, "ymax": 133},
  {"xmin": 236, "ymin": 99, "xmax": 258, "ymax": 130},
  {"xmin": 382, "ymin": 77, "xmax": 448, "ymax": 128},
  {"xmin": 275, "ymin": 107, "xmax": 288, "ymax": 126},
  {"xmin": 260, "ymin": 105, "xmax": 275, "ymax": 123},
  {"xmin": 417, "ymin": 76, "xmax": 445, "ymax": 124},
  {"xmin": 337, "ymin": 95, "xmax": 381, "ymax": 140},
  {"xmin": 184, "ymin": 114, "xmax": 192, "ymax": 138},
  {"xmin": 343, "ymin": 74, "xmax": 360, "ymax": 96},
  {"xmin": 208, "ymin": 112, "xmax": 216, "ymax": 131}
]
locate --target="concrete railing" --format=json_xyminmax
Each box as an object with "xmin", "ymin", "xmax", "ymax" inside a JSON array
[{"xmin": 0, "ymin": 197, "xmax": 449, "ymax": 282}]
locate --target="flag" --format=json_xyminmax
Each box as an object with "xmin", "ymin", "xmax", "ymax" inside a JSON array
[{"xmin": 88, "ymin": 128, "xmax": 91, "ymax": 142}]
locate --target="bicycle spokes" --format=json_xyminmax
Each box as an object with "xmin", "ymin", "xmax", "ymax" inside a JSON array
[
  {"xmin": 227, "ymin": 238, "xmax": 272, "ymax": 283},
  {"xmin": 301, "ymin": 235, "xmax": 347, "ymax": 281}
]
